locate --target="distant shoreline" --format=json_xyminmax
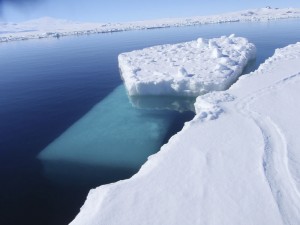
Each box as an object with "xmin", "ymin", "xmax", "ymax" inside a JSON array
[{"xmin": 1, "ymin": 7, "xmax": 300, "ymax": 43}]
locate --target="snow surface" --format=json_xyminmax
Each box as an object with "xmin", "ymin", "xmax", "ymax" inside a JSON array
[
  {"xmin": 70, "ymin": 43, "xmax": 300, "ymax": 224},
  {"xmin": 118, "ymin": 35, "xmax": 256, "ymax": 96},
  {"xmin": 1, "ymin": 7, "xmax": 300, "ymax": 42}
]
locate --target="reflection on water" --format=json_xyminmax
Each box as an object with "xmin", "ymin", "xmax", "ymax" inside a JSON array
[{"xmin": 129, "ymin": 95, "xmax": 196, "ymax": 112}]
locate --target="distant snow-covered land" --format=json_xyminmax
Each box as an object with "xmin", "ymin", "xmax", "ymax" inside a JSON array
[
  {"xmin": 70, "ymin": 41, "xmax": 300, "ymax": 224},
  {"xmin": 1, "ymin": 7, "xmax": 300, "ymax": 42}
]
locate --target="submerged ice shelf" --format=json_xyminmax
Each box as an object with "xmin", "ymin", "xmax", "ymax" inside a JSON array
[
  {"xmin": 119, "ymin": 35, "xmax": 256, "ymax": 96},
  {"xmin": 38, "ymin": 85, "xmax": 194, "ymax": 184},
  {"xmin": 38, "ymin": 85, "xmax": 172, "ymax": 169}
]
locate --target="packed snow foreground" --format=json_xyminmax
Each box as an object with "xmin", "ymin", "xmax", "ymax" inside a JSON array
[
  {"xmin": 1, "ymin": 7, "xmax": 300, "ymax": 42},
  {"xmin": 70, "ymin": 39, "xmax": 300, "ymax": 224},
  {"xmin": 118, "ymin": 35, "xmax": 255, "ymax": 96}
]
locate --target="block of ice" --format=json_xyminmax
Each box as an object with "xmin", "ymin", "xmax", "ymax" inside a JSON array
[{"xmin": 118, "ymin": 35, "xmax": 256, "ymax": 97}]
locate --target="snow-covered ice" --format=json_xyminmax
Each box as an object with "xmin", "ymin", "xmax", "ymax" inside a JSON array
[
  {"xmin": 70, "ymin": 42, "xmax": 300, "ymax": 224},
  {"xmin": 1, "ymin": 7, "xmax": 300, "ymax": 42},
  {"xmin": 118, "ymin": 35, "xmax": 256, "ymax": 96}
]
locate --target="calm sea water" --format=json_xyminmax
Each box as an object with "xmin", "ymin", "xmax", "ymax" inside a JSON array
[{"xmin": 0, "ymin": 19, "xmax": 300, "ymax": 225}]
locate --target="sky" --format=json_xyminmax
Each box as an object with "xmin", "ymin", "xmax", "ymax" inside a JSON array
[{"xmin": 1, "ymin": 0, "xmax": 300, "ymax": 22}]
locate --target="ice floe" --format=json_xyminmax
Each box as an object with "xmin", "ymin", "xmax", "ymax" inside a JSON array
[{"xmin": 118, "ymin": 35, "xmax": 256, "ymax": 96}]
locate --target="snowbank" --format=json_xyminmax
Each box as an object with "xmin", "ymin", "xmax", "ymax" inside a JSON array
[
  {"xmin": 70, "ymin": 43, "xmax": 300, "ymax": 224},
  {"xmin": 119, "ymin": 35, "xmax": 256, "ymax": 96},
  {"xmin": 1, "ymin": 7, "xmax": 300, "ymax": 42}
]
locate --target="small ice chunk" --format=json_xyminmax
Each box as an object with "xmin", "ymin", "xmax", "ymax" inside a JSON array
[
  {"xmin": 197, "ymin": 38, "xmax": 207, "ymax": 47},
  {"xmin": 178, "ymin": 67, "xmax": 188, "ymax": 77},
  {"xmin": 194, "ymin": 91, "xmax": 235, "ymax": 120},
  {"xmin": 219, "ymin": 57, "xmax": 236, "ymax": 66},
  {"xmin": 211, "ymin": 48, "xmax": 223, "ymax": 58},
  {"xmin": 222, "ymin": 37, "xmax": 234, "ymax": 45},
  {"xmin": 215, "ymin": 63, "xmax": 230, "ymax": 71},
  {"xmin": 209, "ymin": 40, "xmax": 218, "ymax": 49}
]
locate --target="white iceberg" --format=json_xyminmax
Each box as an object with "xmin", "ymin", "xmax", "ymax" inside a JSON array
[
  {"xmin": 118, "ymin": 35, "xmax": 256, "ymax": 96},
  {"xmin": 70, "ymin": 43, "xmax": 300, "ymax": 225}
]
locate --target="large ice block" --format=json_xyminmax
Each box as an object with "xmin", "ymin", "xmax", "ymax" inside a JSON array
[{"xmin": 118, "ymin": 35, "xmax": 256, "ymax": 97}]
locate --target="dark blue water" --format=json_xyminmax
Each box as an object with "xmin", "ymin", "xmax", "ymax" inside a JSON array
[{"xmin": 0, "ymin": 19, "xmax": 300, "ymax": 225}]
